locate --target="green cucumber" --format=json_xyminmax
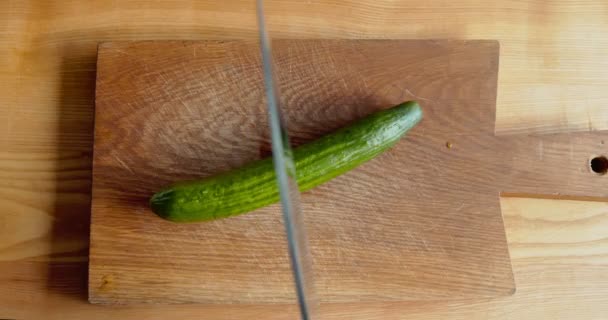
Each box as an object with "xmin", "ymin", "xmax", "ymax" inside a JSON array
[{"xmin": 150, "ymin": 101, "xmax": 422, "ymax": 222}]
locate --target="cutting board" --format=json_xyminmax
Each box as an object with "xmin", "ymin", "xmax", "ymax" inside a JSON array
[{"xmin": 89, "ymin": 40, "xmax": 607, "ymax": 304}]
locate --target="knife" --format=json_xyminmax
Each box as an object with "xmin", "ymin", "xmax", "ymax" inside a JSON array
[{"xmin": 256, "ymin": 1, "xmax": 318, "ymax": 319}]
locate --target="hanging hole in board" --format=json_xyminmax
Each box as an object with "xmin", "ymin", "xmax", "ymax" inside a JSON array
[{"xmin": 590, "ymin": 156, "xmax": 608, "ymax": 175}]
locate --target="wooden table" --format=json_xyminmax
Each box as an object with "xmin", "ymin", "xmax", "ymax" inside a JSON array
[{"xmin": 1, "ymin": 1, "xmax": 607, "ymax": 319}]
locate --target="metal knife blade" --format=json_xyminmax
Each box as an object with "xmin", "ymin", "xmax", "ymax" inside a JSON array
[{"xmin": 256, "ymin": 1, "xmax": 317, "ymax": 319}]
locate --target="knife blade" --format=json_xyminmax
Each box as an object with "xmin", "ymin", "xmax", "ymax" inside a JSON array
[{"xmin": 256, "ymin": 1, "xmax": 318, "ymax": 319}]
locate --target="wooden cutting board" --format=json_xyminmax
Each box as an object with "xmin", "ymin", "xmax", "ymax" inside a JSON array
[{"xmin": 89, "ymin": 40, "xmax": 607, "ymax": 304}]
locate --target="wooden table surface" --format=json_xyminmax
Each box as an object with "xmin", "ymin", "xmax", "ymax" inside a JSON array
[{"xmin": 1, "ymin": 1, "xmax": 607, "ymax": 319}]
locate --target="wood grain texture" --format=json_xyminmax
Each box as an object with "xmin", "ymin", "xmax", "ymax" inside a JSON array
[
  {"xmin": 2, "ymin": 0, "xmax": 608, "ymax": 147},
  {"xmin": 501, "ymin": 132, "xmax": 608, "ymax": 200},
  {"xmin": 89, "ymin": 40, "xmax": 608, "ymax": 305},
  {"xmin": 2, "ymin": 0, "xmax": 608, "ymax": 318},
  {"xmin": 90, "ymin": 40, "xmax": 516, "ymax": 304},
  {"xmin": 3, "ymin": 198, "xmax": 608, "ymax": 319}
]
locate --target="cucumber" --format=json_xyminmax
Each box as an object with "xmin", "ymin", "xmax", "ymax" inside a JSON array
[{"xmin": 150, "ymin": 101, "xmax": 422, "ymax": 222}]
